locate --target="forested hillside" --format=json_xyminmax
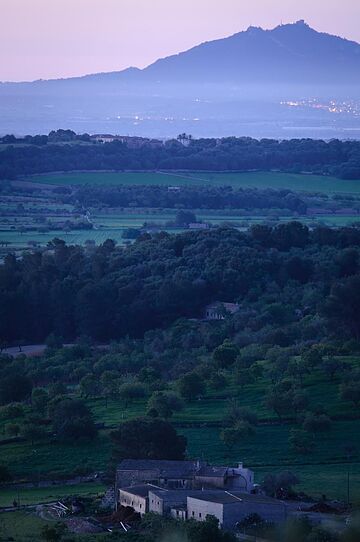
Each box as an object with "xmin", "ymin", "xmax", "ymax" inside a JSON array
[
  {"xmin": 1, "ymin": 224, "xmax": 360, "ymax": 507},
  {"xmin": 1, "ymin": 135, "xmax": 360, "ymax": 179},
  {"xmin": 2, "ymin": 224, "xmax": 360, "ymax": 343}
]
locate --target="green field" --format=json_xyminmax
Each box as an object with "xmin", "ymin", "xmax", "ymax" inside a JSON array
[
  {"xmin": 1, "ymin": 356, "xmax": 360, "ymax": 501},
  {"xmin": 0, "ymin": 511, "xmax": 48, "ymax": 541},
  {"xmin": 2, "ymin": 212, "xmax": 360, "ymax": 251},
  {"xmin": 0, "ymin": 482, "xmax": 106, "ymax": 508},
  {"xmin": 28, "ymin": 171, "xmax": 360, "ymax": 194},
  {"xmin": 1, "ymin": 421, "xmax": 359, "ymax": 502},
  {"xmin": 29, "ymin": 171, "xmax": 197, "ymax": 187},
  {"xmin": 0, "ymin": 435, "xmax": 112, "ymax": 480}
]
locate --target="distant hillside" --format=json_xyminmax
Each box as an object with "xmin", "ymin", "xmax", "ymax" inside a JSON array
[
  {"xmin": 1, "ymin": 21, "xmax": 360, "ymax": 138},
  {"xmin": 140, "ymin": 20, "xmax": 360, "ymax": 85},
  {"xmin": 3, "ymin": 20, "xmax": 360, "ymax": 88}
]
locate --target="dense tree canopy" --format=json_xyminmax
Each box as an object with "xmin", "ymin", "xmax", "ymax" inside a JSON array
[
  {"xmin": 2, "ymin": 224, "xmax": 360, "ymax": 344},
  {"xmin": 110, "ymin": 418, "xmax": 187, "ymax": 461},
  {"xmin": 0, "ymin": 134, "xmax": 360, "ymax": 180}
]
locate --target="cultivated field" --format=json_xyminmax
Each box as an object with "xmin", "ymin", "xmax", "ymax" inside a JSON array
[
  {"xmin": 28, "ymin": 171, "xmax": 360, "ymax": 194},
  {"xmin": 1, "ymin": 356, "xmax": 359, "ymax": 502},
  {"xmin": 0, "ymin": 482, "xmax": 106, "ymax": 508}
]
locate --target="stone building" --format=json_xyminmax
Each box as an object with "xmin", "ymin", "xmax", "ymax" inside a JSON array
[
  {"xmin": 187, "ymin": 491, "xmax": 288, "ymax": 528},
  {"xmin": 118, "ymin": 485, "xmax": 288, "ymax": 527},
  {"xmin": 115, "ymin": 460, "xmax": 254, "ymax": 506},
  {"xmin": 204, "ymin": 302, "xmax": 240, "ymax": 320}
]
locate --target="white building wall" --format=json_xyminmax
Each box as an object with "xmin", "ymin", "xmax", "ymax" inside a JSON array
[
  {"xmin": 119, "ymin": 489, "xmax": 147, "ymax": 515},
  {"xmin": 187, "ymin": 497, "xmax": 224, "ymax": 526}
]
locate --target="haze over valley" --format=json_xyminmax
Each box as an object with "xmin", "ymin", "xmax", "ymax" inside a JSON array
[{"xmin": 2, "ymin": 20, "xmax": 360, "ymax": 139}]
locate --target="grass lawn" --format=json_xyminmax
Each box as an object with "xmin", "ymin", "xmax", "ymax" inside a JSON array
[
  {"xmin": 254, "ymin": 463, "xmax": 360, "ymax": 503},
  {"xmin": 180, "ymin": 421, "xmax": 360, "ymax": 501},
  {"xmin": 28, "ymin": 171, "xmax": 360, "ymax": 194},
  {"xmin": 0, "ymin": 511, "xmax": 48, "ymax": 541},
  {"xmin": 0, "ymin": 482, "xmax": 106, "ymax": 508},
  {"xmin": 186, "ymin": 171, "xmax": 360, "ymax": 194},
  {"xmin": 1, "ymin": 358, "xmax": 359, "ymax": 503},
  {"xmin": 180, "ymin": 420, "xmax": 360, "ymax": 468},
  {"xmin": 29, "ymin": 171, "xmax": 197, "ymax": 187},
  {"xmin": 0, "ymin": 434, "xmax": 112, "ymax": 479},
  {"xmin": 0, "ymin": 229, "xmax": 129, "ymax": 248}
]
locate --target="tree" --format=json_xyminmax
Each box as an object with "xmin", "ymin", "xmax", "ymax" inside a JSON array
[
  {"xmin": 41, "ymin": 523, "xmax": 67, "ymax": 542},
  {"xmin": 301, "ymin": 346, "xmax": 323, "ymax": 368},
  {"xmin": 79, "ymin": 374, "xmax": 101, "ymax": 399},
  {"xmin": 283, "ymin": 518, "xmax": 339, "ymax": 542},
  {"xmin": 0, "ymin": 375, "xmax": 33, "ymax": 405},
  {"xmin": 175, "ymin": 210, "xmax": 196, "ymax": 226},
  {"xmin": 261, "ymin": 471, "xmax": 299, "ymax": 499},
  {"xmin": 340, "ymin": 381, "xmax": 360, "ymax": 407},
  {"xmin": 100, "ymin": 370, "xmax": 121, "ymax": 407},
  {"xmin": 234, "ymin": 369, "xmax": 255, "ymax": 389},
  {"xmin": 302, "ymin": 412, "xmax": 331, "ymax": 434},
  {"xmin": 110, "ymin": 418, "xmax": 186, "ymax": 461},
  {"xmin": 186, "ymin": 515, "xmax": 236, "ymax": 542},
  {"xmin": 118, "ymin": 382, "xmax": 146, "ymax": 408},
  {"xmin": 22, "ymin": 424, "xmax": 46, "ymax": 446},
  {"xmin": 6, "ymin": 423, "xmax": 20, "ymax": 437},
  {"xmin": 213, "ymin": 341, "xmax": 239, "ymax": 369},
  {"xmin": 31, "ymin": 388, "xmax": 49, "ymax": 414},
  {"xmin": 1, "ymin": 403, "xmax": 24, "ymax": 419},
  {"xmin": 289, "ymin": 429, "xmax": 315, "ymax": 454},
  {"xmin": 336, "ymin": 248, "xmax": 359, "ymax": 278},
  {"xmin": 0, "ymin": 465, "xmax": 12, "ymax": 483},
  {"xmin": 265, "ymin": 380, "xmax": 308, "ymax": 419},
  {"xmin": 177, "ymin": 372, "xmax": 205, "ymax": 401},
  {"xmin": 322, "ymin": 354, "xmax": 348, "ymax": 380},
  {"xmin": 220, "ymin": 421, "xmax": 254, "ymax": 454},
  {"xmin": 272, "ymin": 221, "xmax": 309, "ymax": 251},
  {"xmin": 207, "ymin": 371, "xmax": 227, "ymax": 391},
  {"xmin": 147, "ymin": 391, "xmax": 183, "ymax": 419},
  {"xmin": 223, "ymin": 401, "xmax": 258, "ymax": 428},
  {"xmin": 52, "ymin": 398, "xmax": 97, "ymax": 441},
  {"xmin": 122, "ymin": 228, "xmax": 141, "ymax": 240},
  {"xmin": 322, "ymin": 275, "xmax": 360, "ymax": 339}
]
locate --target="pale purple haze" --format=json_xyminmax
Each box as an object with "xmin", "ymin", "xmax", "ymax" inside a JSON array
[{"xmin": 1, "ymin": 0, "xmax": 360, "ymax": 82}]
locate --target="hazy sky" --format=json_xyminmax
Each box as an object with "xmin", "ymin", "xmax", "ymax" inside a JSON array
[{"xmin": 1, "ymin": 0, "xmax": 360, "ymax": 82}]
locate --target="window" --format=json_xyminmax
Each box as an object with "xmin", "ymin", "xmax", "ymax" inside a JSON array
[
  {"xmin": 192, "ymin": 511, "xmax": 194, "ymax": 516},
  {"xmin": 199, "ymin": 513, "xmax": 202, "ymax": 518},
  {"xmin": 140, "ymin": 504, "xmax": 142, "ymax": 509}
]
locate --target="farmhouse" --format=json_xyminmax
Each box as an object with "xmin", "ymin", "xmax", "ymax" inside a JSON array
[
  {"xmin": 187, "ymin": 491, "xmax": 288, "ymax": 528},
  {"xmin": 118, "ymin": 485, "xmax": 288, "ymax": 527},
  {"xmin": 115, "ymin": 460, "xmax": 254, "ymax": 508},
  {"xmin": 188, "ymin": 223, "xmax": 210, "ymax": 230},
  {"xmin": 204, "ymin": 302, "xmax": 240, "ymax": 320},
  {"xmin": 118, "ymin": 484, "xmax": 152, "ymax": 514}
]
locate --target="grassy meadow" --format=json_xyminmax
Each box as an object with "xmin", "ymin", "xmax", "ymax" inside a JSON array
[
  {"xmin": 1, "ymin": 356, "xmax": 360, "ymax": 501},
  {"xmin": 28, "ymin": 170, "xmax": 360, "ymax": 194},
  {"xmin": 0, "ymin": 482, "xmax": 106, "ymax": 508}
]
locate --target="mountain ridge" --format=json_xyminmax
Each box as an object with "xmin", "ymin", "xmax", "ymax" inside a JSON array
[{"xmin": 2, "ymin": 20, "xmax": 360, "ymax": 86}]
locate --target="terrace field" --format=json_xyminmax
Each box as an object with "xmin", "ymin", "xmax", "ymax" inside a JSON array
[
  {"xmin": 1, "ymin": 356, "xmax": 359, "ymax": 502},
  {"xmin": 28, "ymin": 170, "xmax": 360, "ymax": 194},
  {"xmin": 0, "ymin": 482, "xmax": 106, "ymax": 508},
  {"xmin": 2, "ymin": 209, "xmax": 360, "ymax": 251}
]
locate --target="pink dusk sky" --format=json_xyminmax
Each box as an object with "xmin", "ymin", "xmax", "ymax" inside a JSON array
[{"xmin": 1, "ymin": 0, "xmax": 360, "ymax": 82}]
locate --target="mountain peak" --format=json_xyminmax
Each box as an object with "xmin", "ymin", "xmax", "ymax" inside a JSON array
[{"xmin": 294, "ymin": 19, "xmax": 309, "ymax": 26}]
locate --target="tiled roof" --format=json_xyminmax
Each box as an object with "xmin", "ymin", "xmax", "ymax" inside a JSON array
[
  {"xmin": 196, "ymin": 466, "xmax": 228, "ymax": 477},
  {"xmin": 118, "ymin": 459, "xmax": 205, "ymax": 478},
  {"xmin": 188, "ymin": 491, "xmax": 286, "ymax": 506},
  {"xmin": 206, "ymin": 302, "xmax": 239, "ymax": 313},
  {"xmin": 120, "ymin": 485, "xmax": 152, "ymax": 498}
]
